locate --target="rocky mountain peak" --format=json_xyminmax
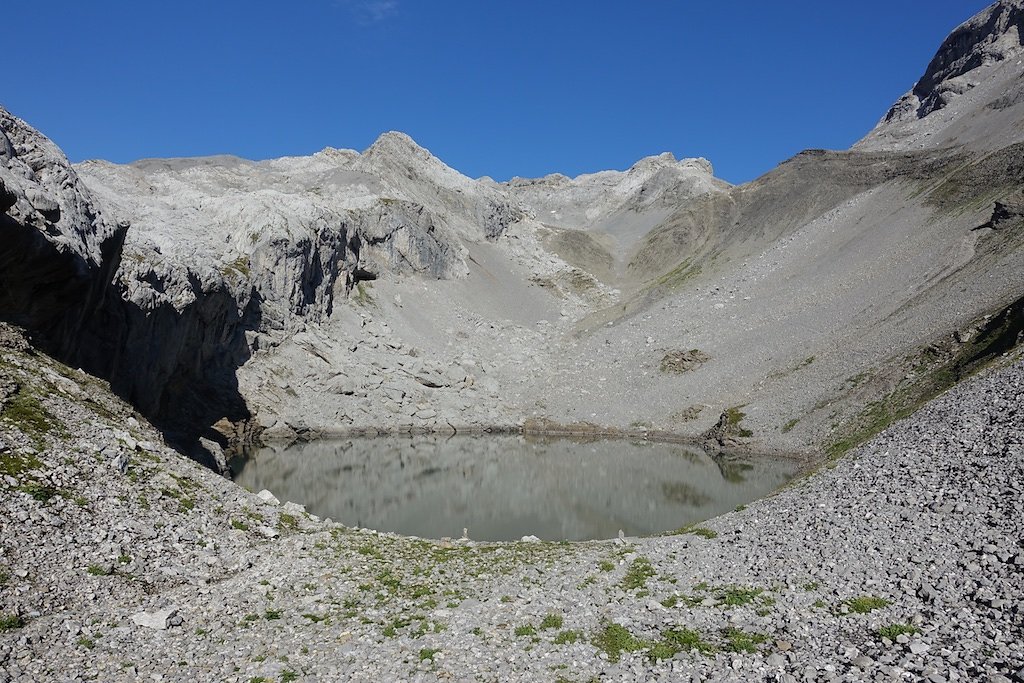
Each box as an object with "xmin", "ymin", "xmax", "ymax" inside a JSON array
[
  {"xmin": 906, "ymin": 0, "xmax": 1023, "ymax": 120},
  {"xmin": 0, "ymin": 107, "xmax": 122, "ymax": 267},
  {"xmin": 627, "ymin": 151, "xmax": 715, "ymax": 178},
  {"xmin": 858, "ymin": 0, "xmax": 1024, "ymax": 150},
  {"xmin": 363, "ymin": 130, "xmax": 431, "ymax": 160},
  {"xmin": 355, "ymin": 130, "xmax": 476, "ymax": 194}
]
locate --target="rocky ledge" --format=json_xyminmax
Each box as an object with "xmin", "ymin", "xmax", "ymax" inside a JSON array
[{"xmin": 1, "ymin": 321, "xmax": 1021, "ymax": 682}]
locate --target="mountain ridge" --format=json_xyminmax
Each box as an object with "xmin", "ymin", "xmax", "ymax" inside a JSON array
[{"xmin": 1, "ymin": 0, "xmax": 1023, "ymax": 458}]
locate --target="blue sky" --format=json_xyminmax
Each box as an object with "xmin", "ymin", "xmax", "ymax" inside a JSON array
[{"xmin": 3, "ymin": 1, "xmax": 990, "ymax": 184}]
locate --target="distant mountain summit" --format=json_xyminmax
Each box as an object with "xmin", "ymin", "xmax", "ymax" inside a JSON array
[{"xmin": 859, "ymin": 0, "xmax": 1024, "ymax": 151}]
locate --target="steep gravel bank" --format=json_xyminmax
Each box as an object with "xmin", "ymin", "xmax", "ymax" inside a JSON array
[{"xmin": 1, "ymin": 322, "xmax": 1021, "ymax": 682}]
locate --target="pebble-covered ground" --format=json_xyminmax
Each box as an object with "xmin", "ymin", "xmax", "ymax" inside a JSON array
[{"xmin": 1, "ymin": 325, "xmax": 1022, "ymax": 682}]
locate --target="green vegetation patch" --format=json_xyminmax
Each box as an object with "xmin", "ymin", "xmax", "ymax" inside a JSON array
[
  {"xmin": 829, "ymin": 296, "xmax": 1024, "ymax": 457},
  {"xmin": 665, "ymin": 524, "xmax": 718, "ymax": 538},
  {"xmin": 540, "ymin": 613, "xmax": 563, "ymax": 630},
  {"xmin": 353, "ymin": 282, "xmax": 376, "ymax": 307},
  {"xmin": 0, "ymin": 449, "xmax": 42, "ymax": 480},
  {"xmin": 683, "ymin": 583, "xmax": 775, "ymax": 611},
  {"xmin": 656, "ymin": 627, "xmax": 717, "ymax": 657},
  {"xmin": 650, "ymin": 258, "xmax": 703, "ymax": 292},
  {"xmin": 716, "ymin": 585, "xmax": 771, "ymax": 607},
  {"xmin": 553, "ymin": 629, "xmax": 582, "ymax": 645},
  {"xmin": 19, "ymin": 480, "xmax": 59, "ymax": 502},
  {"xmin": 278, "ymin": 513, "xmax": 299, "ymax": 531},
  {"xmin": 1, "ymin": 386, "xmax": 60, "ymax": 447},
  {"xmin": 592, "ymin": 623, "xmax": 643, "ymax": 662},
  {"xmin": 593, "ymin": 623, "xmax": 721, "ymax": 662},
  {"xmin": 877, "ymin": 623, "xmax": 918, "ymax": 640},
  {"xmin": 725, "ymin": 406, "xmax": 754, "ymax": 438},
  {"xmin": 221, "ymin": 256, "xmax": 251, "ymax": 279},
  {"xmin": 721, "ymin": 627, "xmax": 769, "ymax": 653},
  {"xmin": 845, "ymin": 595, "xmax": 890, "ymax": 614},
  {"xmin": 0, "ymin": 613, "xmax": 25, "ymax": 631},
  {"xmin": 621, "ymin": 557, "xmax": 657, "ymax": 591}
]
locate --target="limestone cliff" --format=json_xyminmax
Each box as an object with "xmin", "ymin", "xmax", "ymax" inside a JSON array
[{"xmin": 0, "ymin": 108, "xmax": 126, "ymax": 351}]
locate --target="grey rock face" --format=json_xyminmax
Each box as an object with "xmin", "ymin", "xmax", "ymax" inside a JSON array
[
  {"xmin": 906, "ymin": 0, "xmax": 1024, "ymax": 119},
  {"xmin": 977, "ymin": 191, "xmax": 1024, "ymax": 231},
  {"xmin": 0, "ymin": 108, "xmax": 258, "ymax": 449},
  {"xmin": 0, "ymin": 107, "xmax": 126, "ymax": 349},
  {"xmin": 348, "ymin": 199, "xmax": 468, "ymax": 280},
  {"xmin": 859, "ymin": 1, "xmax": 1024, "ymax": 151}
]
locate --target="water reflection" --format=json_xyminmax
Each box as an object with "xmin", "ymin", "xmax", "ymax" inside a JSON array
[{"xmin": 230, "ymin": 435, "xmax": 798, "ymax": 541}]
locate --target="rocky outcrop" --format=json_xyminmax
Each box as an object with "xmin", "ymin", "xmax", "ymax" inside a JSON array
[
  {"xmin": 75, "ymin": 136, "xmax": 481, "ymax": 324},
  {"xmin": 702, "ymin": 407, "xmax": 754, "ymax": 449},
  {"xmin": 976, "ymin": 191, "xmax": 1024, "ymax": 231},
  {"xmin": 85, "ymin": 251, "xmax": 259, "ymax": 450},
  {"xmin": 897, "ymin": 0, "xmax": 1024, "ymax": 121},
  {"xmin": 354, "ymin": 131, "xmax": 525, "ymax": 242},
  {"xmin": 349, "ymin": 199, "xmax": 469, "ymax": 280},
  {"xmin": 0, "ymin": 108, "xmax": 256, "ymax": 456},
  {"xmin": 0, "ymin": 107, "xmax": 126, "ymax": 351},
  {"xmin": 858, "ymin": 0, "xmax": 1024, "ymax": 151}
]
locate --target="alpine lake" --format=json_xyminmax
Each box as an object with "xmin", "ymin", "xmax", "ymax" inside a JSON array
[{"xmin": 230, "ymin": 435, "xmax": 801, "ymax": 542}]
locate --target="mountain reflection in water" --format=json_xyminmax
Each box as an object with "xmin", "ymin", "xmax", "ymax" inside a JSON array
[{"xmin": 230, "ymin": 435, "xmax": 799, "ymax": 541}]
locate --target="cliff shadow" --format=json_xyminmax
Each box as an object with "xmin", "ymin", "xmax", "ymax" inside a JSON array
[{"xmin": 1, "ymin": 214, "xmax": 261, "ymax": 471}]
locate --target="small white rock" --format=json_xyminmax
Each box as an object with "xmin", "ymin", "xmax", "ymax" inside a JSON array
[{"xmin": 256, "ymin": 489, "xmax": 280, "ymax": 505}]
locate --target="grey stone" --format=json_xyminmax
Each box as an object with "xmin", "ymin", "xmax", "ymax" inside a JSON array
[
  {"xmin": 256, "ymin": 489, "xmax": 280, "ymax": 506},
  {"xmin": 130, "ymin": 607, "xmax": 178, "ymax": 630}
]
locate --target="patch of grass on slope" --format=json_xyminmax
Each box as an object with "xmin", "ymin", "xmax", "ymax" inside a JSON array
[{"xmin": 827, "ymin": 294, "xmax": 1024, "ymax": 457}]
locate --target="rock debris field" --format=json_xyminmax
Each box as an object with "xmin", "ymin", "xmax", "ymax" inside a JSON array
[{"xmin": 1, "ymin": 325, "xmax": 1022, "ymax": 682}]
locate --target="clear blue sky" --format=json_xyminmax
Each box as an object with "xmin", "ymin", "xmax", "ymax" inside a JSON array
[{"xmin": 3, "ymin": 1, "xmax": 991, "ymax": 184}]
